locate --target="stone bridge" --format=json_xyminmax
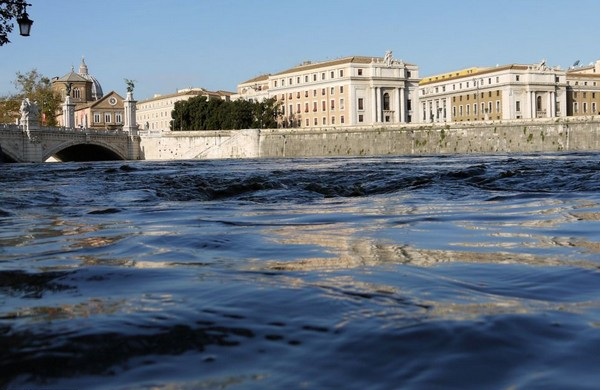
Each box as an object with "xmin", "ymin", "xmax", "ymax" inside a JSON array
[{"xmin": 0, "ymin": 124, "xmax": 141, "ymax": 163}]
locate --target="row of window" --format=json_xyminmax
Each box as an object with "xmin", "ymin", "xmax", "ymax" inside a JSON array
[
  {"xmin": 275, "ymin": 69, "xmax": 347, "ymax": 88},
  {"xmin": 303, "ymin": 116, "xmax": 347, "ymax": 127},
  {"xmin": 93, "ymin": 112, "xmax": 122, "ymax": 123},
  {"xmin": 453, "ymin": 91, "xmax": 501, "ymax": 102},
  {"xmin": 282, "ymin": 98, "xmax": 346, "ymax": 116},
  {"xmin": 452, "ymin": 101, "xmax": 500, "ymax": 116},
  {"xmin": 571, "ymin": 91, "xmax": 597, "ymax": 99},
  {"xmin": 278, "ymin": 86, "xmax": 346, "ymax": 101},
  {"xmin": 572, "ymin": 102, "xmax": 598, "ymax": 113}
]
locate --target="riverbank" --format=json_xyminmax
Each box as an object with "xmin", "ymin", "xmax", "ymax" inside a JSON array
[{"xmin": 139, "ymin": 116, "xmax": 600, "ymax": 160}]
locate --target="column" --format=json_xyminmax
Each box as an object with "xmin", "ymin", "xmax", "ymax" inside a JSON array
[
  {"xmin": 395, "ymin": 87, "xmax": 401, "ymax": 123},
  {"xmin": 549, "ymin": 91, "xmax": 555, "ymax": 117},
  {"xmin": 62, "ymin": 95, "xmax": 75, "ymax": 128},
  {"xmin": 123, "ymin": 91, "xmax": 138, "ymax": 136},
  {"xmin": 371, "ymin": 87, "xmax": 376, "ymax": 124},
  {"xmin": 376, "ymin": 87, "xmax": 381, "ymax": 123}
]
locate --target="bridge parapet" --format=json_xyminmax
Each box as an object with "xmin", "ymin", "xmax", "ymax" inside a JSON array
[{"xmin": 0, "ymin": 123, "xmax": 140, "ymax": 162}]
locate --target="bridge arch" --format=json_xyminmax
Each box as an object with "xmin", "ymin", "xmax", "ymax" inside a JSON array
[
  {"xmin": 44, "ymin": 140, "xmax": 127, "ymax": 162},
  {"xmin": 0, "ymin": 144, "xmax": 19, "ymax": 162}
]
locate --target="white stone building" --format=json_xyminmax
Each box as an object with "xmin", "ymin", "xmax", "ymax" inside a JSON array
[
  {"xmin": 234, "ymin": 52, "xmax": 420, "ymax": 127},
  {"xmin": 418, "ymin": 60, "xmax": 569, "ymax": 123}
]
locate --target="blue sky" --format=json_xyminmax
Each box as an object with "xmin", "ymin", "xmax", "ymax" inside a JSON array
[{"xmin": 1, "ymin": 0, "xmax": 599, "ymax": 101}]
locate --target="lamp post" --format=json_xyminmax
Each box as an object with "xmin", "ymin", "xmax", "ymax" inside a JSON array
[
  {"xmin": 16, "ymin": 2, "xmax": 32, "ymax": 36},
  {"xmin": 5, "ymin": 1, "xmax": 33, "ymax": 37}
]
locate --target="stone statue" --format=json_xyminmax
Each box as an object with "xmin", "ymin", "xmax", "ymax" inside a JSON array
[
  {"xmin": 125, "ymin": 79, "xmax": 135, "ymax": 93},
  {"xmin": 19, "ymin": 98, "xmax": 30, "ymax": 123},
  {"xmin": 384, "ymin": 50, "xmax": 393, "ymax": 67},
  {"xmin": 64, "ymin": 82, "xmax": 73, "ymax": 96}
]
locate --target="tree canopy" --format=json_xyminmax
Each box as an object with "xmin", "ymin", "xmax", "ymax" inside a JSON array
[
  {"xmin": 171, "ymin": 96, "xmax": 279, "ymax": 131},
  {"xmin": 0, "ymin": 69, "xmax": 62, "ymax": 126}
]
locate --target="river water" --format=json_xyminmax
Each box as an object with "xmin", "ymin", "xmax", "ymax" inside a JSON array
[{"xmin": 0, "ymin": 152, "xmax": 599, "ymax": 389}]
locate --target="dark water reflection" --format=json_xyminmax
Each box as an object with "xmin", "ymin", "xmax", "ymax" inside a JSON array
[{"xmin": 0, "ymin": 153, "xmax": 599, "ymax": 389}]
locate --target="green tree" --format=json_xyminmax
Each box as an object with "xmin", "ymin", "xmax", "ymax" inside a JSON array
[
  {"xmin": 0, "ymin": 1, "xmax": 27, "ymax": 46},
  {"xmin": 170, "ymin": 96, "xmax": 280, "ymax": 131},
  {"xmin": 10, "ymin": 69, "xmax": 62, "ymax": 126}
]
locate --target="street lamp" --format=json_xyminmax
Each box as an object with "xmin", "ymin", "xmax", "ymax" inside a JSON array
[{"xmin": 16, "ymin": 2, "xmax": 33, "ymax": 36}]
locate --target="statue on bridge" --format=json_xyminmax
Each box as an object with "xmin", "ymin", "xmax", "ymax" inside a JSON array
[
  {"xmin": 125, "ymin": 79, "xmax": 135, "ymax": 93},
  {"xmin": 19, "ymin": 98, "xmax": 39, "ymax": 126}
]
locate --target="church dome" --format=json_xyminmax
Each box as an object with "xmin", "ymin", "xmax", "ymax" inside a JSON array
[{"xmin": 78, "ymin": 58, "xmax": 103, "ymax": 100}]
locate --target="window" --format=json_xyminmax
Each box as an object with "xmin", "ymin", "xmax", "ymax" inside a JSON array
[
  {"xmin": 516, "ymin": 101, "xmax": 521, "ymax": 112},
  {"xmin": 331, "ymin": 116, "xmax": 335, "ymax": 124},
  {"xmin": 115, "ymin": 113, "xmax": 123, "ymax": 123},
  {"xmin": 305, "ymin": 103, "xmax": 309, "ymax": 113},
  {"xmin": 583, "ymin": 102, "xmax": 587, "ymax": 113},
  {"xmin": 330, "ymin": 99, "xmax": 335, "ymax": 109},
  {"xmin": 73, "ymin": 88, "xmax": 81, "ymax": 99},
  {"xmin": 496, "ymin": 100, "xmax": 500, "ymax": 113},
  {"xmin": 313, "ymin": 74, "xmax": 317, "ymax": 81},
  {"xmin": 593, "ymin": 102, "xmax": 597, "ymax": 114},
  {"xmin": 452, "ymin": 106, "xmax": 456, "ymax": 116},
  {"xmin": 297, "ymin": 103, "xmax": 301, "ymax": 113},
  {"xmin": 330, "ymin": 87, "xmax": 334, "ymax": 94},
  {"xmin": 339, "ymin": 98, "xmax": 345, "ymax": 110},
  {"xmin": 573, "ymin": 102, "xmax": 578, "ymax": 113},
  {"xmin": 104, "ymin": 113, "xmax": 112, "ymax": 123},
  {"xmin": 537, "ymin": 96, "xmax": 542, "ymax": 111},
  {"xmin": 321, "ymin": 73, "xmax": 326, "ymax": 80},
  {"xmin": 313, "ymin": 102, "xmax": 317, "ymax": 112},
  {"xmin": 339, "ymin": 70, "xmax": 344, "ymax": 77},
  {"xmin": 94, "ymin": 113, "xmax": 101, "ymax": 123},
  {"xmin": 383, "ymin": 93, "xmax": 390, "ymax": 110},
  {"xmin": 322, "ymin": 117, "xmax": 326, "ymax": 125},
  {"xmin": 340, "ymin": 116, "xmax": 345, "ymax": 124},
  {"xmin": 305, "ymin": 75, "xmax": 308, "ymax": 82},
  {"xmin": 358, "ymin": 114, "xmax": 364, "ymax": 123},
  {"xmin": 358, "ymin": 69, "xmax": 363, "ymax": 76},
  {"xmin": 305, "ymin": 118, "xmax": 309, "ymax": 126},
  {"xmin": 330, "ymin": 71, "xmax": 334, "ymax": 78},
  {"xmin": 467, "ymin": 104, "xmax": 470, "ymax": 115},
  {"xmin": 340, "ymin": 86, "xmax": 344, "ymax": 93},
  {"xmin": 322, "ymin": 101, "xmax": 326, "ymax": 111},
  {"xmin": 358, "ymin": 98, "xmax": 364, "ymax": 110},
  {"xmin": 516, "ymin": 75, "xmax": 520, "ymax": 81},
  {"xmin": 322, "ymin": 88, "xmax": 326, "ymax": 96}
]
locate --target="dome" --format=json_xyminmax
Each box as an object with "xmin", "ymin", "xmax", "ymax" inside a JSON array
[{"xmin": 78, "ymin": 57, "xmax": 104, "ymax": 100}]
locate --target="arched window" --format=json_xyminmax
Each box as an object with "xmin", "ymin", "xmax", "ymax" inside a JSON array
[
  {"xmin": 73, "ymin": 88, "xmax": 81, "ymax": 99},
  {"xmin": 383, "ymin": 93, "xmax": 390, "ymax": 111},
  {"xmin": 536, "ymin": 96, "xmax": 542, "ymax": 111}
]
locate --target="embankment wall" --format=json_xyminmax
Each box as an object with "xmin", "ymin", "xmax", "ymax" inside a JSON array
[{"xmin": 139, "ymin": 117, "xmax": 600, "ymax": 160}]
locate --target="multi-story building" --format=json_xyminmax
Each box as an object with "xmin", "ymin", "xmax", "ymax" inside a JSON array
[
  {"xmin": 136, "ymin": 88, "xmax": 232, "ymax": 132},
  {"xmin": 418, "ymin": 60, "xmax": 570, "ymax": 123},
  {"xmin": 566, "ymin": 60, "xmax": 600, "ymax": 116},
  {"xmin": 235, "ymin": 52, "xmax": 420, "ymax": 127}
]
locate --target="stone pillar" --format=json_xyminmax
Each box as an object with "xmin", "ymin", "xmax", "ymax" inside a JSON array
[
  {"xmin": 376, "ymin": 87, "xmax": 382, "ymax": 123},
  {"xmin": 123, "ymin": 91, "xmax": 138, "ymax": 136},
  {"xmin": 371, "ymin": 87, "xmax": 376, "ymax": 124},
  {"xmin": 395, "ymin": 88, "xmax": 401, "ymax": 123},
  {"xmin": 63, "ymin": 95, "xmax": 75, "ymax": 128}
]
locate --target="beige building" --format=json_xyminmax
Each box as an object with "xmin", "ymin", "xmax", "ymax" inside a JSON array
[
  {"xmin": 418, "ymin": 60, "xmax": 571, "ymax": 123},
  {"xmin": 136, "ymin": 88, "xmax": 232, "ymax": 132},
  {"xmin": 566, "ymin": 60, "xmax": 600, "ymax": 116},
  {"xmin": 52, "ymin": 58, "xmax": 126, "ymax": 129},
  {"xmin": 235, "ymin": 52, "xmax": 420, "ymax": 127}
]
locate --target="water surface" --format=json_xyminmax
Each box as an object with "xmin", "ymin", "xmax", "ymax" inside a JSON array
[{"xmin": 0, "ymin": 153, "xmax": 599, "ymax": 389}]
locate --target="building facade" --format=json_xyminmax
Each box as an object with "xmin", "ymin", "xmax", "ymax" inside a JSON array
[
  {"xmin": 235, "ymin": 52, "xmax": 420, "ymax": 127},
  {"xmin": 418, "ymin": 60, "xmax": 570, "ymax": 123},
  {"xmin": 52, "ymin": 58, "xmax": 126, "ymax": 129},
  {"xmin": 566, "ymin": 60, "xmax": 600, "ymax": 116},
  {"xmin": 136, "ymin": 88, "xmax": 232, "ymax": 132}
]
